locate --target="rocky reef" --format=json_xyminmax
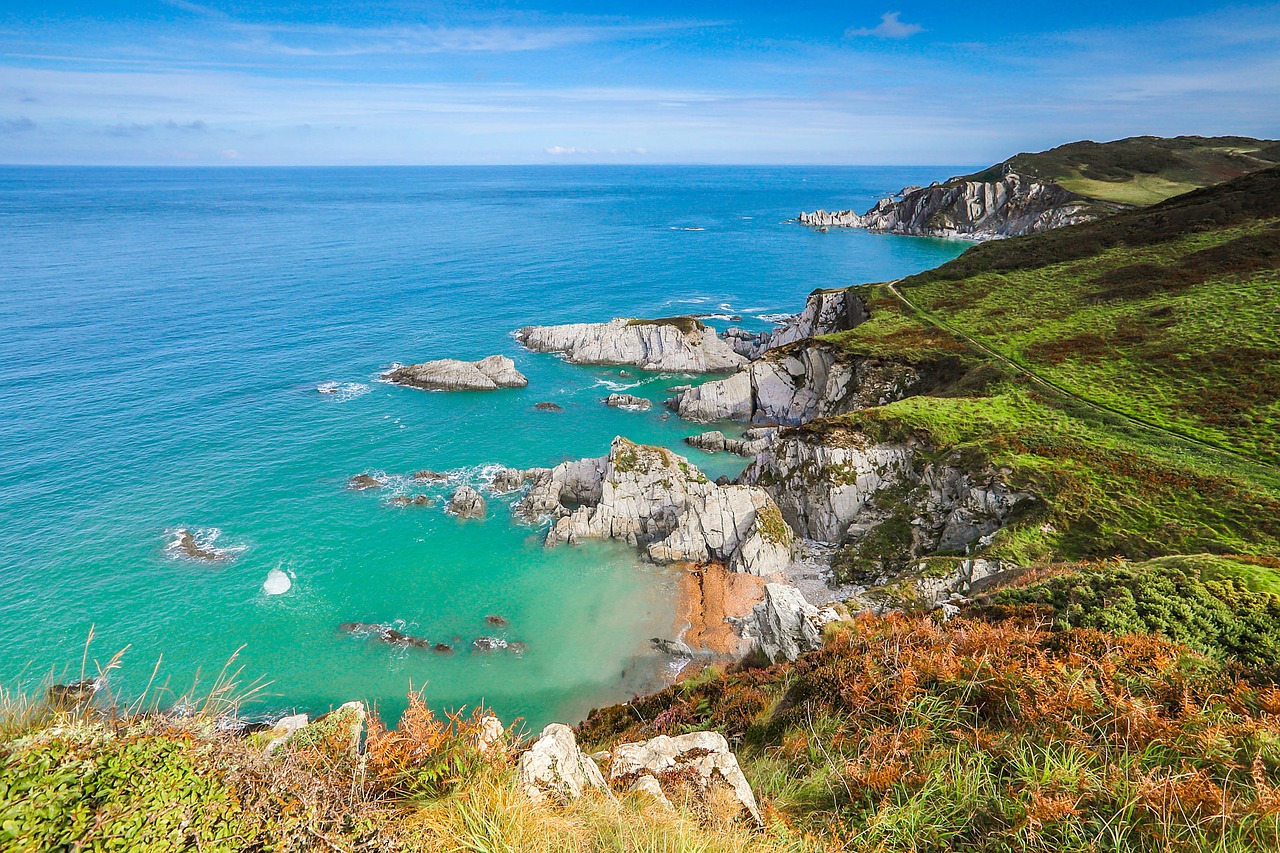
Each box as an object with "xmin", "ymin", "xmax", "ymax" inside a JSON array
[
  {"xmin": 384, "ymin": 355, "xmax": 528, "ymax": 391},
  {"xmin": 518, "ymin": 437, "xmax": 794, "ymax": 576},
  {"xmin": 515, "ymin": 317, "xmax": 746, "ymax": 372},
  {"xmin": 799, "ymin": 167, "xmax": 1117, "ymax": 240}
]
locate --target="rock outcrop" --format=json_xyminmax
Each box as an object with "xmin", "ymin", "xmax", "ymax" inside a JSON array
[
  {"xmin": 799, "ymin": 168, "xmax": 1114, "ymax": 240},
  {"xmin": 741, "ymin": 583, "xmax": 845, "ymax": 663},
  {"xmin": 743, "ymin": 424, "xmax": 1034, "ymax": 585},
  {"xmin": 757, "ymin": 288, "xmax": 869, "ymax": 353},
  {"xmin": 384, "ymin": 355, "xmax": 528, "ymax": 391},
  {"xmin": 685, "ymin": 427, "xmax": 776, "ymax": 457},
  {"xmin": 520, "ymin": 437, "xmax": 795, "ymax": 576},
  {"xmin": 518, "ymin": 723, "xmax": 609, "ymax": 804},
  {"xmin": 671, "ymin": 344, "xmax": 922, "ymax": 425},
  {"xmin": 606, "ymin": 731, "xmax": 762, "ymax": 825},
  {"xmin": 447, "ymin": 485, "xmax": 487, "ymax": 519},
  {"xmin": 515, "ymin": 318, "xmax": 746, "ymax": 372},
  {"xmin": 604, "ymin": 393, "xmax": 652, "ymax": 411}
]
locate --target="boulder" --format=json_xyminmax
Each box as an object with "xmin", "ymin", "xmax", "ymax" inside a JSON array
[
  {"xmin": 489, "ymin": 467, "xmax": 529, "ymax": 493},
  {"xmin": 604, "ymin": 393, "xmax": 653, "ymax": 411},
  {"xmin": 743, "ymin": 583, "xmax": 844, "ymax": 663},
  {"xmin": 607, "ymin": 731, "xmax": 762, "ymax": 825},
  {"xmin": 515, "ymin": 318, "xmax": 746, "ymax": 372},
  {"xmin": 263, "ymin": 713, "xmax": 309, "ymax": 754},
  {"xmin": 448, "ymin": 485, "xmax": 487, "ymax": 519},
  {"xmin": 650, "ymin": 637, "xmax": 694, "ymax": 658},
  {"xmin": 388, "ymin": 494, "xmax": 434, "ymax": 507},
  {"xmin": 413, "ymin": 470, "xmax": 448, "ymax": 482},
  {"xmin": 517, "ymin": 723, "xmax": 609, "ymax": 804},
  {"xmin": 384, "ymin": 355, "xmax": 528, "ymax": 391}
]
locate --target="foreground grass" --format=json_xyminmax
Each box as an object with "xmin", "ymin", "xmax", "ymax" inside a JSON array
[{"xmin": 581, "ymin": 611, "xmax": 1280, "ymax": 853}]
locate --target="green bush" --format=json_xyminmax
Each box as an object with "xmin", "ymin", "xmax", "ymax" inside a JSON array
[
  {"xmin": 986, "ymin": 555, "xmax": 1280, "ymax": 676},
  {"xmin": 0, "ymin": 725, "xmax": 250, "ymax": 852}
]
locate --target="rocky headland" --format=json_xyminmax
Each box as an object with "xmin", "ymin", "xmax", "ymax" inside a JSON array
[
  {"xmin": 384, "ymin": 354, "xmax": 528, "ymax": 391},
  {"xmin": 515, "ymin": 317, "xmax": 746, "ymax": 372}
]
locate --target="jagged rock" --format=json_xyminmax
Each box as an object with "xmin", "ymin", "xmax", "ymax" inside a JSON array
[
  {"xmin": 384, "ymin": 355, "xmax": 528, "ymax": 391},
  {"xmin": 604, "ymin": 393, "xmax": 653, "ymax": 411},
  {"xmin": 413, "ymin": 469, "xmax": 448, "ymax": 482},
  {"xmin": 671, "ymin": 342, "xmax": 923, "ymax": 425},
  {"xmin": 743, "ymin": 583, "xmax": 844, "ymax": 663},
  {"xmin": 799, "ymin": 168, "xmax": 1115, "ymax": 240},
  {"xmin": 448, "ymin": 485, "xmax": 487, "ymax": 518},
  {"xmin": 527, "ymin": 437, "xmax": 795, "ymax": 576},
  {"xmin": 685, "ymin": 431, "xmax": 728, "ymax": 452},
  {"xmin": 743, "ymin": 427, "xmax": 914, "ymax": 541},
  {"xmin": 667, "ymin": 384, "xmax": 692, "ymax": 393},
  {"xmin": 759, "ymin": 288, "xmax": 869, "ymax": 352},
  {"xmin": 720, "ymin": 327, "xmax": 768, "ymax": 359},
  {"xmin": 489, "ymin": 467, "xmax": 530, "ymax": 493},
  {"xmin": 607, "ymin": 731, "xmax": 762, "ymax": 825},
  {"xmin": 534, "ymin": 401, "xmax": 564, "ymax": 412},
  {"xmin": 515, "ymin": 318, "xmax": 746, "ymax": 372},
  {"xmin": 686, "ymin": 428, "xmax": 777, "ymax": 457},
  {"xmin": 518, "ymin": 723, "xmax": 609, "ymax": 804},
  {"xmin": 347, "ymin": 474, "xmax": 386, "ymax": 490}
]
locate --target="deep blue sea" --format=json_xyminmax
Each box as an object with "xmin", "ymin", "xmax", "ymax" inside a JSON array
[{"xmin": 0, "ymin": 166, "xmax": 965, "ymax": 728}]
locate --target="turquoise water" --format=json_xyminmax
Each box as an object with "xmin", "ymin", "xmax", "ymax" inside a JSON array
[{"xmin": 0, "ymin": 166, "xmax": 964, "ymax": 728}]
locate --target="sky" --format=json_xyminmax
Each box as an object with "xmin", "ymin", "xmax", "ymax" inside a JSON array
[{"xmin": 1, "ymin": 1, "xmax": 1278, "ymax": 165}]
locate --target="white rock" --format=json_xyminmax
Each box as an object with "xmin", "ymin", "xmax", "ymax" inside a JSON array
[
  {"xmin": 515, "ymin": 318, "xmax": 746, "ymax": 372},
  {"xmin": 608, "ymin": 731, "xmax": 762, "ymax": 825},
  {"xmin": 744, "ymin": 583, "xmax": 844, "ymax": 663},
  {"xmin": 517, "ymin": 723, "xmax": 610, "ymax": 804},
  {"xmin": 384, "ymin": 355, "xmax": 527, "ymax": 391},
  {"xmin": 264, "ymin": 712, "xmax": 309, "ymax": 754}
]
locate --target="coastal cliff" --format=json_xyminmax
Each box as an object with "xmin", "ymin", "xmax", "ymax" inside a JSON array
[
  {"xmin": 799, "ymin": 167, "xmax": 1116, "ymax": 240},
  {"xmin": 800, "ymin": 134, "xmax": 1280, "ymax": 239}
]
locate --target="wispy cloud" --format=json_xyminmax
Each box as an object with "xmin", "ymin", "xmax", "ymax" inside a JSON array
[
  {"xmin": 846, "ymin": 12, "xmax": 924, "ymax": 40},
  {"xmin": 0, "ymin": 116, "xmax": 37, "ymax": 133}
]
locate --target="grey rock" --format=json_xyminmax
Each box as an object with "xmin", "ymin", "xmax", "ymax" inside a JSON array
[
  {"xmin": 515, "ymin": 318, "xmax": 746, "ymax": 372},
  {"xmin": 651, "ymin": 637, "xmax": 694, "ymax": 658},
  {"xmin": 604, "ymin": 393, "xmax": 653, "ymax": 411},
  {"xmin": 447, "ymin": 485, "xmax": 487, "ymax": 519},
  {"xmin": 743, "ymin": 583, "xmax": 845, "ymax": 663},
  {"xmin": 347, "ymin": 474, "xmax": 386, "ymax": 491},
  {"xmin": 517, "ymin": 723, "xmax": 609, "ymax": 804},
  {"xmin": 384, "ymin": 355, "xmax": 528, "ymax": 391}
]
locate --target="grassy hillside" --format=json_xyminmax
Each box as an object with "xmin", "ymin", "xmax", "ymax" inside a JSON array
[{"xmin": 964, "ymin": 135, "xmax": 1280, "ymax": 205}]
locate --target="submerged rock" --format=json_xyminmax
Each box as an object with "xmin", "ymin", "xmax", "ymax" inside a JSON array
[
  {"xmin": 604, "ymin": 393, "xmax": 652, "ymax": 411},
  {"xmin": 515, "ymin": 317, "xmax": 746, "ymax": 372},
  {"xmin": 518, "ymin": 723, "xmax": 609, "ymax": 804},
  {"xmin": 388, "ymin": 494, "xmax": 434, "ymax": 507},
  {"xmin": 166, "ymin": 528, "xmax": 236, "ymax": 562},
  {"xmin": 447, "ymin": 485, "xmax": 487, "ymax": 519},
  {"xmin": 384, "ymin": 355, "xmax": 528, "ymax": 391},
  {"xmin": 339, "ymin": 622, "xmax": 433, "ymax": 649},
  {"xmin": 347, "ymin": 474, "xmax": 386, "ymax": 491},
  {"xmin": 533, "ymin": 401, "xmax": 564, "ymax": 412},
  {"xmin": 485, "ymin": 614, "xmax": 510, "ymax": 627},
  {"xmin": 473, "ymin": 636, "xmax": 509, "ymax": 651},
  {"xmin": 413, "ymin": 469, "xmax": 448, "ymax": 482}
]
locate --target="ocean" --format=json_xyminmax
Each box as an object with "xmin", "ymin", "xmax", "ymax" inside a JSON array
[{"xmin": 0, "ymin": 166, "xmax": 965, "ymax": 728}]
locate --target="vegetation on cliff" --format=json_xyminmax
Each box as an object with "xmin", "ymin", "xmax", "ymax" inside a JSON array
[{"xmin": 964, "ymin": 135, "xmax": 1280, "ymax": 205}]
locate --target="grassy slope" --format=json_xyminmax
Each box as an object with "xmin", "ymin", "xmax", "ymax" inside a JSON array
[
  {"xmin": 963, "ymin": 135, "xmax": 1280, "ymax": 205},
  {"xmin": 816, "ymin": 167, "xmax": 1280, "ymax": 566}
]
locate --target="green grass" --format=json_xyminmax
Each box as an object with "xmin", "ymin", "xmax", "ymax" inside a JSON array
[
  {"xmin": 1054, "ymin": 174, "xmax": 1201, "ymax": 206},
  {"xmin": 899, "ymin": 220, "xmax": 1280, "ymax": 463}
]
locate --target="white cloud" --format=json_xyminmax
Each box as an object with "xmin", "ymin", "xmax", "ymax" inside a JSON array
[{"xmin": 846, "ymin": 12, "xmax": 924, "ymax": 39}]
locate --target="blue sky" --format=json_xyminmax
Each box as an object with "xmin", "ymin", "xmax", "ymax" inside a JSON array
[{"xmin": 1, "ymin": 1, "xmax": 1278, "ymax": 165}]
